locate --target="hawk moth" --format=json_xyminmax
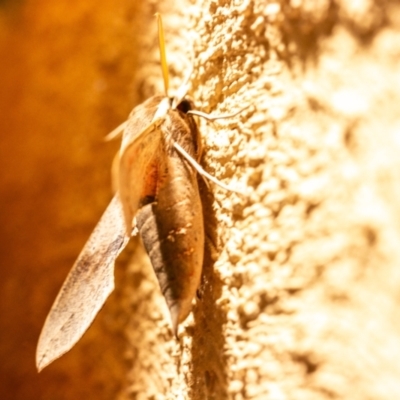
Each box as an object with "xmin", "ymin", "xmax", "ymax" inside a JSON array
[{"xmin": 36, "ymin": 14, "xmax": 241, "ymax": 372}]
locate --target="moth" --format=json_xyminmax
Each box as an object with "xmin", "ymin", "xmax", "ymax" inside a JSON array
[{"xmin": 36, "ymin": 13, "xmax": 242, "ymax": 372}]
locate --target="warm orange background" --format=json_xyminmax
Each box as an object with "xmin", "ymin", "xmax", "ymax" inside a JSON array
[{"xmin": 0, "ymin": 1, "xmax": 146, "ymax": 398}]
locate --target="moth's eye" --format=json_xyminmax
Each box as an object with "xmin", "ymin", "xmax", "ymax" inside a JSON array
[{"xmin": 176, "ymin": 99, "xmax": 192, "ymax": 114}]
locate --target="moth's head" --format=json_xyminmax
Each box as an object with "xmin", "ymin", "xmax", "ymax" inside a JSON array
[{"xmin": 174, "ymin": 98, "xmax": 194, "ymax": 115}]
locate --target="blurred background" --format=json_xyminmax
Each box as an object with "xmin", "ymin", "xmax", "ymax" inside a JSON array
[{"xmin": 0, "ymin": 1, "xmax": 147, "ymax": 398}]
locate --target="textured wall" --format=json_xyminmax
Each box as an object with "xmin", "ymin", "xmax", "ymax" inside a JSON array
[
  {"xmin": 2, "ymin": 0, "xmax": 400, "ymax": 399},
  {"xmin": 122, "ymin": 1, "xmax": 400, "ymax": 398}
]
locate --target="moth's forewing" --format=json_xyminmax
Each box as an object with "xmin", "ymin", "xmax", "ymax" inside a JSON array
[
  {"xmin": 118, "ymin": 96, "xmax": 167, "ymax": 234},
  {"xmin": 36, "ymin": 196, "xmax": 129, "ymax": 372},
  {"xmin": 136, "ymin": 106, "xmax": 204, "ymax": 333}
]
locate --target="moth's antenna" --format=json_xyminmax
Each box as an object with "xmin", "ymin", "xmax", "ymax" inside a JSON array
[{"xmin": 155, "ymin": 13, "xmax": 169, "ymax": 98}]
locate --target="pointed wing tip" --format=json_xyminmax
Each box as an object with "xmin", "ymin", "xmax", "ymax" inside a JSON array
[
  {"xmin": 36, "ymin": 362, "xmax": 45, "ymax": 373},
  {"xmin": 168, "ymin": 301, "xmax": 192, "ymax": 339},
  {"xmin": 169, "ymin": 304, "xmax": 180, "ymax": 339},
  {"xmin": 36, "ymin": 337, "xmax": 73, "ymax": 373},
  {"xmin": 36, "ymin": 333, "xmax": 60, "ymax": 372},
  {"xmin": 167, "ymin": 295, "xmax": 197, "ymax": 339},
  {"xmin": 35, "ymin": 351, "xmax": 51, "ymax": 373}
]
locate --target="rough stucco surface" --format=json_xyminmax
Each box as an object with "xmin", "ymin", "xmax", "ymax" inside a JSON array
[
  {"xmin": 121, "ymin": 1, "xmax": 400, "ymax": 399},
  {"xmin": 2, "ymin": 0, "xmax": 400, "ymax": 399}
]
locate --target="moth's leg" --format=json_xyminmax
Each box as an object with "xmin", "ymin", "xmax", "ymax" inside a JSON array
[
  {"xmin": 196, "ymin": 162, "xmax": 211, "ymax": 192},
  {"xmin": 173, "ymin": 141, "xmax": 244, "ymax": 194},
  {"xmin": 105, "ymin": 121, "xmax": 128, "ymax": 141},
  {"xmin": 187, "ymin": 105, "xmax": 249, "ymax": 121}
]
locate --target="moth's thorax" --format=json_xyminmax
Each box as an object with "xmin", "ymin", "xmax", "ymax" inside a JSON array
[
  {"xmin": 167, "ymin": 97, "xmax": 201, "ymax": 161},
  {"xmin": 163, "ymin": 112, "xmax": 198, "ymax": 157}
]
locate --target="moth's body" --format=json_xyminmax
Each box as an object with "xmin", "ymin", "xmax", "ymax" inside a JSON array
[{"xmin": 36, "ymin": 93, "xmax": 205, "ymax": 371}]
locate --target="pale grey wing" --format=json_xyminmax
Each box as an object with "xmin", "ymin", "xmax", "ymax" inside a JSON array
[{"xmin": 36, "ymin": 195, "xmax": 129, "ymax": 372}]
